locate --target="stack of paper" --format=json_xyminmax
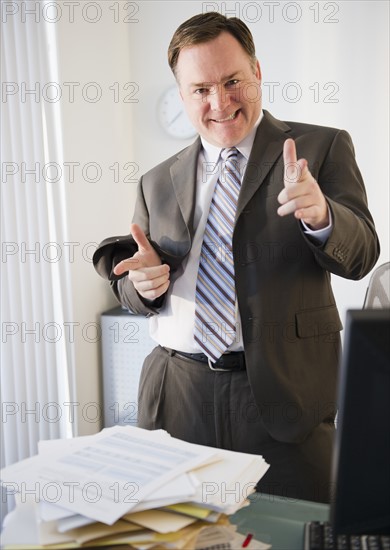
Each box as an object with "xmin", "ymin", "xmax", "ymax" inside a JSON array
[{"xmin": 0, "ymin": 426, "xmax": 270, "ymax": 549}]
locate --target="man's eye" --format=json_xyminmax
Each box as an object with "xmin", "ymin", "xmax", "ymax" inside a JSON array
[
  {"xmin": 194, "ymin": 88, "xmax": 208, "ymax": 95},
  {"xmin": 225, "ymin": 79, "xmax": 239, "ymax": 88}
]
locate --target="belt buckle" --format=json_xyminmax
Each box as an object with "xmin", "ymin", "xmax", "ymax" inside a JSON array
[{"xmin": 207, "ymin": 358, "xmax": 226, "ymax": 371}]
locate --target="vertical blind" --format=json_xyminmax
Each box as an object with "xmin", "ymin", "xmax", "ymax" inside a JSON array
[{"xmin": 1, "ymin": 2, "xmax": 75, "ymax": 522}]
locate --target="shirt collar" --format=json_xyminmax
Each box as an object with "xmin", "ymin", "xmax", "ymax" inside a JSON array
[{"xmin": 200, "ymin": 111, "xmax": 264, "ymax": 163}]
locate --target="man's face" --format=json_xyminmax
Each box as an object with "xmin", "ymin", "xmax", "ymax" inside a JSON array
[{"xmin": 176, "ymin": 32, "xmax": 262, "ymax": 148}]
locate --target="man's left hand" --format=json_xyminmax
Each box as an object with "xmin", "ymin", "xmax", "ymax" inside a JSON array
[{"xmin": 277, "ymin": 138, "xmax": 329, "ymax": 230}]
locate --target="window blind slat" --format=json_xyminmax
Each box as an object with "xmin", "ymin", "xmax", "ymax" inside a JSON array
[{"xmin": 1, "ymin": 3, "xmax": 76, "ymax": 524}]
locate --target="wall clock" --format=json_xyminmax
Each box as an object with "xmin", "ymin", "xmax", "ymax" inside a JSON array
[{"xmin": 158, "ymin": 85, "xmax": 197, "ymax": 139}]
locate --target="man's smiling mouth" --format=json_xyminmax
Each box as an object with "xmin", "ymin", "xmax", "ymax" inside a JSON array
[{"xmin": 211, "ymin": 110, "xmax": 239, "ymax": 123}]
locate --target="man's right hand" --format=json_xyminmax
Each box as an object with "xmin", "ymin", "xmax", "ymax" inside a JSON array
[{"xmin": 113, "ymin": 223, "xmax": 170, "ymax": 300}]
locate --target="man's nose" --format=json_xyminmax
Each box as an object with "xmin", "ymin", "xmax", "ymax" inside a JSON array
[{"xmin": 208, "ymin": 84, "xmax": 231, "ymax": 111}]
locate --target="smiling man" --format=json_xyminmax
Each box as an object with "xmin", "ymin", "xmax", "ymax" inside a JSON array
[
  {"xmin": 93, "ymin": 12, "xmax": 379, "ymax": 503},
  {"xmin": 175, "ymin": 31, "xmax": 262, "ymax": 148}
]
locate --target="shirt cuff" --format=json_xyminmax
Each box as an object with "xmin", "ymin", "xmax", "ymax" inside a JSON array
[{"xmin": 301, "ymin": 208, "xmax": 333, "ymax": 245}]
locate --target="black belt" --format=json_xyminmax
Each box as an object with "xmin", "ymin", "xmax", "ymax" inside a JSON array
[{"xmin": 168, "ymin": 348, "xmax": 246, "ymax": 371}]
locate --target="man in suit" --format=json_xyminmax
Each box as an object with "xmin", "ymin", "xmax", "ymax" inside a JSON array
[{"xmin": 93, "ymin": 12, "xmax": 379, "ymax": 503}]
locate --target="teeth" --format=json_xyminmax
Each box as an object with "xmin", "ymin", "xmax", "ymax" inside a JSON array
[{"xmin": 214, "ymin": 111, "xmax": 237, "ymax": 122}]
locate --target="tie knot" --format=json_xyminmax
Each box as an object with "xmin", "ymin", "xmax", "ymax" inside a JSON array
[{"xmin": 221, "ymin": 147, "xmax": 238, "ymax": 161}]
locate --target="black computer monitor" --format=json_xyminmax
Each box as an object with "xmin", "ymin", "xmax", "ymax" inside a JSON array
[{"xmin": 331, "ymin": 308, "xmax": 390, "ymax": 535}]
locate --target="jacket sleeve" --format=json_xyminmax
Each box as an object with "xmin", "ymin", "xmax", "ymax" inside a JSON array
[{"xmin": 302, "ymin": 129, "xmax": 380, "ymax": 279}]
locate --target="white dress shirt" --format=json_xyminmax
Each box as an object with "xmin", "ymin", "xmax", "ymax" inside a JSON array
[{"xmin": 149, "ymin": 113, "xmax": 332, "ymax": 353}]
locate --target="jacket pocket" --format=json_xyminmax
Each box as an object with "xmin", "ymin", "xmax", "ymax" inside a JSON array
[{"xmin": 295, "ymin": 305, "xmax": 343, "ymax": 338}]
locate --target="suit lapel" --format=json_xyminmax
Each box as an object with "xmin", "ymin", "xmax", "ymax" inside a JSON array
[
  {"xmin": 236, "ymin": 110, "xmax": 292, "ymax": 221},
  {"xmin": 170, "ymin": 138, "xmax": 202, "ymax": 238},
  {"xmin": 168, "ymin": 111, "xmax": 292, "ymax": 234}
]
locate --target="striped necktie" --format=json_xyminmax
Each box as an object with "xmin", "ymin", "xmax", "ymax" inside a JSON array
[{"xmin": 194, "ymin": 147, "xmax": 241, "ymax": 363}]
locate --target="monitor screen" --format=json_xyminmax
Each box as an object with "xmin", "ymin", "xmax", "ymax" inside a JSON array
[{"xmin": 331, "ymin": 308, "xmax": 390, "ymax": 535}]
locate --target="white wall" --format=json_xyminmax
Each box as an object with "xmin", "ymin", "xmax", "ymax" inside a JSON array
[
  {"xmin": 56, "ymin": 1, "xmax": 388, "ymax": 434},
  {"xmin": 55, "ymin": 6, "xmax": 137, "ymax": 434}
]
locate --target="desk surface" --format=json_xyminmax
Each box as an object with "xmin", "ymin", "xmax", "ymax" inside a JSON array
[{"xmin": 231, "ymin": 493, "xmax": 329, "ymax": 549}]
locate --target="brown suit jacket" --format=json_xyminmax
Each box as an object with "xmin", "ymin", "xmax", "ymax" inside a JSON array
[{"xmin": 93, "ymin": 110, "xmax": 380, "ymax": 443}]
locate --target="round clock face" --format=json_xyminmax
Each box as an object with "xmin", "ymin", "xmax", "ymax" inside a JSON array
[{"xmin": 158, "ymin": 86, "xmax": 197, "ymax": 139}]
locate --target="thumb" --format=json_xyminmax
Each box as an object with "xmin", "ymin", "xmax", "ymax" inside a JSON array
[
  {"xmin": 130, "ymin": 223, "xmax": 151, "ymax": 253},
  {"xmin": 283, "ymin": 138, "xmax": 297, "ymax": 166},
  {"xmin": 283, "ymin": 139, "xmax": 308, "ymax": 184},
  {"xmin": 283, "ymin": 138, "xmax": 300, "ymax": 186}
]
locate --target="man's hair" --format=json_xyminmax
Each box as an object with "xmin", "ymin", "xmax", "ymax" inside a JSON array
[{"xmin": 168, "ymin": 12, "xmax": 257, "ymax": 78}]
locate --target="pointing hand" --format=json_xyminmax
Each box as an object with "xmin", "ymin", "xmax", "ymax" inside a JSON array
[
  {"xmin": 113, "ymin": 224, "xmax": 170, "ymax": 300},
  {"xmin": 277, "ymin": 138, "xmax": 329, "ymax": 230}
]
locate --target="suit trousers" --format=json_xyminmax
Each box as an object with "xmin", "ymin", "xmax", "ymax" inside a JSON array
[{"xmin": 137, "ymin": 345, "xmax": 334, "ymax": 504}]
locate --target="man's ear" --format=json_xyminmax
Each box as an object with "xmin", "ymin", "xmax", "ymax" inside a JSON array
[{"xmin": 255, "ymin": 59, "xmax": 262, "ymax": 82}]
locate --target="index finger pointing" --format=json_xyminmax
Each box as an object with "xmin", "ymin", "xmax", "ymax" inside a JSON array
[{"xmin": 113, "ymin": 258, "xmax": 140, "ymax": 276}]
